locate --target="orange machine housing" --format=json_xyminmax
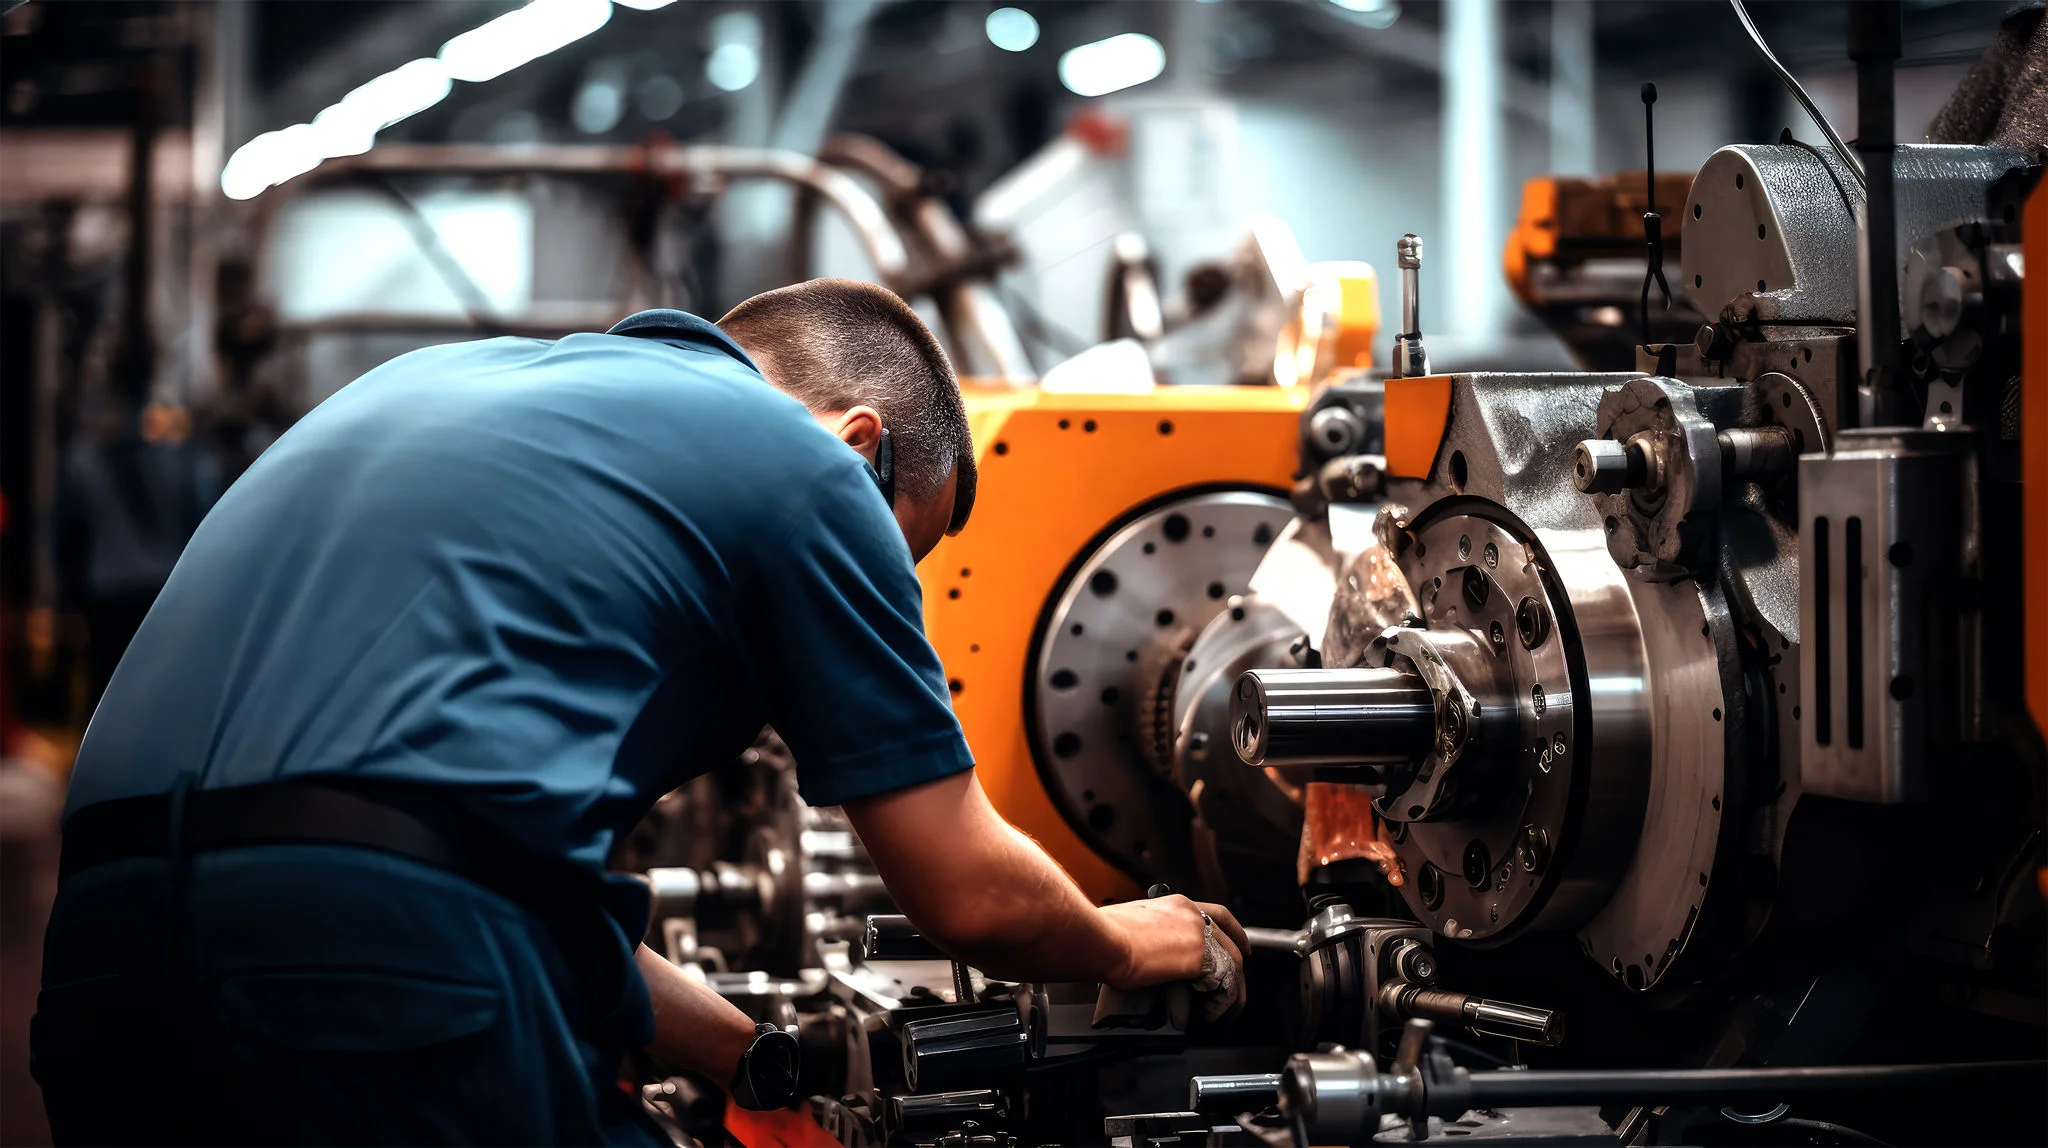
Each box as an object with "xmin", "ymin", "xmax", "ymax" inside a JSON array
[{"xmin": 917, "ymin": 385, "xmax": 1310, "ymax": 903}]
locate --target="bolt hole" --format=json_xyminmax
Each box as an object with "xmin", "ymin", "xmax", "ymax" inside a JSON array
[
  {"xmin": 1757, "ymin": 279, "xmax": 1767, "ymax": 292},
  {"xmin": 948, "ymin": 588, "xmax": 961, "ymax": 599},
  {"xmin": 1100, "ymin": 687, "xmax": 1119, "ymax": 705},
  {"xmin": 1711, "ymin": 795, "xmax": 1721, "ymax": 810},
  {"xmin": 1050, "ymin": 669, "xmax": 1078, "ymax": 690},
  {"xmin": 1058, "ymin": 418, "xmax": 1070, "ymax": 430},
  {"xmin": 1693, "ymin": 203, "xmax": 1702, "ymax": 219},
  {"xmin": 1757, "ymin": 224, "xmax": 1767, "ymax": 240},
  {"xmin": 1712, "ymin": 707, "xmax": 1722, "ymax": 721},
  {"xmin": 1125, "ymin": 650, "xmax": 1139, "ymax": 663},
  {"xmin": 1208, "ymin": 582, "xmax": 1226, "ymax": 599},
  {"xmin": 1155, "ymin": 609, "xmax": 1176, "ymax": 628},
  {"xmin": 1253, "ymin": 522, "xmax": 1275, "ymax": 545},
  {"xmin": 1070, "ymin": 622, "xmax": 1085, "ymax": 636},
  {"xmin": 1083, "ymin": 420, "xmax": 1098, "ymax": 433},
  {"xmin": 1087, "ymin": 803, "xmax": 1115, "ymax": 830},
  {"xmin": 1201, "ymin": 525, "xmax": 1215, "ymax": 538},
  {"xmin": 1054, "ymin": 732, "xmax": 1083, "ymax": 758},
  {"xmin": 1157, "ymin": 420, "xmax": 1174, "ymax": 436},
  {"xmin": 994, "ymin": 441, "xmax": 1009, "ymax": 456},
  {"xmin": 948, "ymin": 679, "xmax": 964, "ymax": 694},
  {"xmin": 1891, "ymin": 675, "xmax": 1914, "ymax": 701},
  {"xmin": 1888, "ymin": 542, "xmax": 1913, "ymax": 567},
  {"xmin": 1163, "ymin": 513, "xmax": 1191, "ymax": 543},
  {"xmin": 1735, "ymin": 172, "xmax": 1745, "ymax": 189},
  {"xmin": 1450, "ymin": 450, "xmax": 1470, "ymax": 491},
  {"xmin": 1090, "ymin": 570, "xmax": 1119, "ymax": 597},
  {"xmin": 1694, "ymin": 274, "xmax": 1704, "ymax": 289}
]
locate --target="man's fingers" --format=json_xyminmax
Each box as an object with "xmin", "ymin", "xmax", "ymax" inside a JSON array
[{"xmin": 1197, "ymin": 901, "xmax": 1250, "ymax": 959}]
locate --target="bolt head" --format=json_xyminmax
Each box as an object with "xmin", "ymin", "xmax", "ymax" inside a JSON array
[{"xmin": 1574, "ymin": 439, "xmax": 1633, "ymax": 493}]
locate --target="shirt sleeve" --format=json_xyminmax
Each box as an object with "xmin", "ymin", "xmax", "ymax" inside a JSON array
[{"xmin": 737, "ymin": 456, "xmax": 974, "ymax": 807}]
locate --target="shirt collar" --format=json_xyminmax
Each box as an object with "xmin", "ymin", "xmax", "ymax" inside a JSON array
[{"xmin": 605, "ymin": 309, "xmax": 760, "ymax": 373}]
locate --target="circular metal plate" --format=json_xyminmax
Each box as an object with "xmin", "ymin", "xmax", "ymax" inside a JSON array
[
  {"xmin": 1028, "ymin": 489, "xmax": 1294, "ymax": 881},
  {"xmin": 1385, "ymin": 503, "xmax": 1651, "ymax": 945}
]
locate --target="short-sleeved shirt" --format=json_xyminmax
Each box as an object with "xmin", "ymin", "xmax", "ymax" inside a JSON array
[{"xmin": 66, "ymin": 310, "xmax": 975, "ymax": 872}]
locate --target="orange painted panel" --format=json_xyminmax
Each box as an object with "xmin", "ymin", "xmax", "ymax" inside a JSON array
[
  {"xmin": 918, "ymin": 384, "xmax": 1309, "ymax": 903},
  {"xmin": 1383, "ymin": 375, "xmax": 1454, "ymax": 480}
]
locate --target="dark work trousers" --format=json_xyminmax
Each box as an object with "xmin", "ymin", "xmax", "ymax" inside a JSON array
[{"xmin": 31, "ymin": 842, "xmax": 665, "ymax": 1146}]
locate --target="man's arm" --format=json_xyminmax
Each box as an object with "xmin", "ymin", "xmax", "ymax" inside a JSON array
[
  {"xmin": 843, "ymin": 770, "xmax": 1247, "ymax": 989},
  {"xmin": 636, "ymin": 944, "xmax": 760, "ymax": 1083}
]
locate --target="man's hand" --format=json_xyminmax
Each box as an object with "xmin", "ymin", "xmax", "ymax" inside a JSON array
[
  {"xmin": 842, "ymin": 770, "xmax": 1246, "ymax": 1002},
  {"xmin": 1098, "ymin": 894, "xmax": 1248, "ymax": 991}
]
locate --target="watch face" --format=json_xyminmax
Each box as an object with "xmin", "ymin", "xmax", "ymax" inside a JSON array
[{"xmin": 745, "ymin": 1029, "xmax": 801, "ymax": 1107}]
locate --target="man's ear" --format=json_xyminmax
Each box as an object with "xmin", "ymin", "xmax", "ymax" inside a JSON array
[{"xmin": 832, "ymin": 405, "xmax": 885, "ymax": 460}]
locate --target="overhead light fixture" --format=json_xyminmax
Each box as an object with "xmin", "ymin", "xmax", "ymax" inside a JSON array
[
  {"xmin": 1327, "ymin": 0, "xmax": 1402, "ymax": 30},
  {"xmin": 222, "ymin": 0, "xmax": 624, "ymax": 200},
  {"xmin": 706, "ymin": 9, "xmax": 763, "ymax": 93},
  {"xmin": 440, "ymin": 0, "xmax": 612, "ymax": 84},
  {"xmin": 1058, "ymin": 33, "xmax": 1165, "ymax": 98},
  {"xmin": 613, "ymin": 0, "xmax": 677, "ymax": 9},
  {"xmin": 311, "ymin": 58, "xmax": 453, "ymax": 157},
  {"xmin": 985, "ymin": 7, "xmax": 1039, "ymax": 52}
]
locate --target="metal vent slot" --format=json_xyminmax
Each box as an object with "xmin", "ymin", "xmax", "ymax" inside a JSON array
[
  {"xmin": 1844, "ymin": 516, "xmax": 1864, "ymax": 750},
  {"xmin": 1813, "ymin": 515, "xmax": 1831, "ymax": 746}
]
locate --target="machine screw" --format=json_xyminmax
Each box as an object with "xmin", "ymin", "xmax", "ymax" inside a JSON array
[
  {"xmin": 1515, "ymin": 597, "xmax": 1551, "ymax": 649},
  {"xmin": 1516, "ymin": 825, "xmax": 1551, "ymax": 874}
]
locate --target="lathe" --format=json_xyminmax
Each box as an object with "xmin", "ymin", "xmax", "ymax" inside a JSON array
[{"xmin": 624, "ymin": 6, "xmax": 2046, "ymax": 1144}]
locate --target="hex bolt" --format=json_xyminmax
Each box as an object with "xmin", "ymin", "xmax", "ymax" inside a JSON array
[{"xmin": 1573, "ymin": 438, "xmax": 1648, "ymax": 493}]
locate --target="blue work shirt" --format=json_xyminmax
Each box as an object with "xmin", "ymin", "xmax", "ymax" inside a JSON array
[{"xmin": 66, "ymin": 310, "xmax": 975, "ymax": 872}]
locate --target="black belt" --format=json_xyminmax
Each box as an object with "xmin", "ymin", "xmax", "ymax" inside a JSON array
[
  {"xmin": 61, "ymin": 776, "xmax": 650, "ymax": 1044},
  {"xmin": 60, "ymin": 776, "xmax": 594, "ymax": 919}
]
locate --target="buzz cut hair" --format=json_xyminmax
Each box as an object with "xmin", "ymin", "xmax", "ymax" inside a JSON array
[{"xmin": 720, "ymin": 278, "xmax": 976, "ymax": 533}]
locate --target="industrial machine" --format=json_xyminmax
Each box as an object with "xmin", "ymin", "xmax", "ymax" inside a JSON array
[{"xmin": 624, "ymin": 6, "xmax": 2046, "ymax": 1146}]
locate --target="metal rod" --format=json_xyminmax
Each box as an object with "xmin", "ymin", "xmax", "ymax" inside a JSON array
[
  {"xmin": 1850, "ymin": 0, "xmax": 1903, "ymax": 427},
  {"xmin": 1190, "ymin": 1074, "xmax": 1282, "ymax": 1114},
  {"xmin": 1458, "ymin": 1061, "xmax": 2044, "ymax": 1113},
  {"xmin": 1232, "ymin": 667, "xmax": 1436, "ymax": 770}
]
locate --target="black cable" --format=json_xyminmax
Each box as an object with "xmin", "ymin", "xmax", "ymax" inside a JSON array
[
  {"xmin": 1290, "ymin": 1110, "xmax": 1312, "ymax": 1148},
  {"xmin": 1772, "ymin": 1117, "xmax": 1892, "ymax": 1147}
]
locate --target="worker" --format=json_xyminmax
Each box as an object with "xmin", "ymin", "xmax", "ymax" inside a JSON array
[{"xmin": 31, "ymin": 278, "xmax": 1247, "ymax": 1145}]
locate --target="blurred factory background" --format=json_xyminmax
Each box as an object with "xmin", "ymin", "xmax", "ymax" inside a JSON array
[{"xmin": 0, "ymin": 1, "xmax": 2027, "ymax": 1143}]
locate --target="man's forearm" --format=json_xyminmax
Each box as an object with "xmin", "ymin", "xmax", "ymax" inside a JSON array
[
  {"xmin": 843, "ymin": 772, "xmax": 1216, "ymax": 989},
  {"xmin": 636, "ymin": 944, "xmax": 758, "ymax": 1083}
]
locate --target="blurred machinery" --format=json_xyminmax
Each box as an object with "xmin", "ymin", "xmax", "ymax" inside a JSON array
[{"xmin": 626, "ymin": 7, "xmax": 2047, "ymax": 1147}]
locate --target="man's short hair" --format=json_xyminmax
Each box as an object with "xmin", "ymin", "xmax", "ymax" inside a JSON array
[{"xmin": 720, "ymin": 279, "xmax": 976, "ymax": 533}]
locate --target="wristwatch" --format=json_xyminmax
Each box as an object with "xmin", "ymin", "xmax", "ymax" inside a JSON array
[{"xmin": 728, "ymin": 1022, "xmax": 802, "ymax": 1111}]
